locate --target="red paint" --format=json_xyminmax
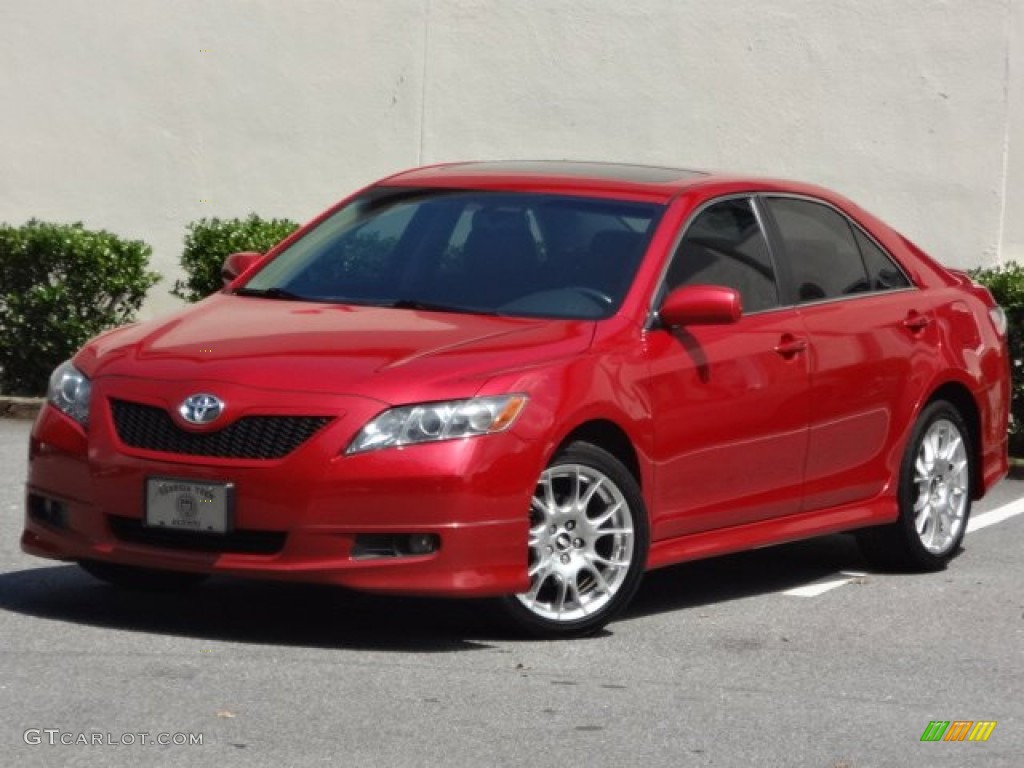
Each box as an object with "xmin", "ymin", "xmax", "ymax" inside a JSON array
[{"xmin": 659, "ymin": 285, "xmax": 742, "ymax": 326}]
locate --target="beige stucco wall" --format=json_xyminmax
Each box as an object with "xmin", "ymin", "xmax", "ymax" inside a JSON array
[{"xmin": 1, "ymin": 0, "xmax": 1020, "ymax": 318}]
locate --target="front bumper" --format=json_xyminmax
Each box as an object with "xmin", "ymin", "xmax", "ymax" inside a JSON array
[{"xmin": 22, "ymin": 380, "xmax": 536, "ymax": 597}]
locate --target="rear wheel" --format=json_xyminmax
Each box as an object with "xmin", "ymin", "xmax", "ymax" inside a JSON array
[
  {"xmin": 498, "ymin": 442, "xmax": 649, "ymax": 638},
  {"xmin": 856, "ymin": 400, "xmax": 972, "ymax": 571},
  {"xmin": 79, "ymin": 560, "xmax": 209, "ymax": 592}
]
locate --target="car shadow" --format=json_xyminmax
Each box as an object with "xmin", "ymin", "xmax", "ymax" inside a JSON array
[
  {"xmin": 0, "ymin": 564, "xmax": 501, "ymax": 652},
  {"xmin": 626, "ymin": 533, "xmax": 872, "ymax": 619},
  {"xmin": 0, "ymin": 534, "xmax": 872, "ymax": 648}
]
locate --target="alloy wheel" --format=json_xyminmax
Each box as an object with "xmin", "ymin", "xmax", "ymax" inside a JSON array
[
  {"xmin": 516, "ymin": 463, "xmax": 636, "ymax": 621},
  {"xmin": 912, "ymin": 418, "xmax": 969, "ymax": 555}
]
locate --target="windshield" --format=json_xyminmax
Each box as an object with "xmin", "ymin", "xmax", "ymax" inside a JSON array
[{"xmin": 241, "ymin": 187, "xmax": 664, "ymax": 319}]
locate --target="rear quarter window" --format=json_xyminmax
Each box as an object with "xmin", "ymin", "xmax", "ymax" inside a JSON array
[{"xmin": 853, "ymin": 227, "xmax": 912, "ymax": 290}]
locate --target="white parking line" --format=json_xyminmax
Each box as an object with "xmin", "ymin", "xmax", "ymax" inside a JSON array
[
  {"xmin": 967, "ymin": 497, "xmax": 1024, "ymax": 534},
  {"xmin": 783, "ymin": 571, "xmax": 866, "ymax": 598}
]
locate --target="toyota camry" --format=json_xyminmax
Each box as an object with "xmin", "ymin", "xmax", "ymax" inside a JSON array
[{"xmin": 23, "ymin": 161, "xmax": 1011, "ymax": 637}]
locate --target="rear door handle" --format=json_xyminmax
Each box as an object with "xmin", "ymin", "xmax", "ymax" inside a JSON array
[
  {"xmin": 903, "ymin": 311, "xmax": 931, "ymax": 332},
  {"xmin": 774, "ymin": 335, "xmax": 808, "ymax": 358}
]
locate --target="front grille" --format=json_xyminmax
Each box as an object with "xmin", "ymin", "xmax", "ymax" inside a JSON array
[
  {"xmin": 110, "ymin": 399, "xmax": 332, "ymax": 459},
  {"xmin": 108, "ymin": 516, "xmax": 286, "ymax": 555}
]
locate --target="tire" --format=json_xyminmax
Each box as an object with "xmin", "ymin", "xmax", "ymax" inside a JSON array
[
  {"xmin": 856, "ymin": 400, "xmax": 972, "ymax": 572},
  {"xmin": 497, "ymin": 442, "xmax": 650, "ymax": 638},
  {"xmin": 79, "ymin": 560, "xmax": 210, "ymax": 592}
]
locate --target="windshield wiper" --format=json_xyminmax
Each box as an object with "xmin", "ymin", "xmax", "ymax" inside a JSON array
[
  {"xmin": 387, "ymin": 299, "xmax": 500, "ymax": 315},
  {"xmin": 234, "ymin": 286, "xmax": 306, "ymax": 301}
]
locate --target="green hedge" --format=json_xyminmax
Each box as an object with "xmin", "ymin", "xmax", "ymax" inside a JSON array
[
  {"xmin": 0, "ymin": 220, "xmax": 159, "ymax": 395},
  {"xmin": 172, "ymin": 214, "xmax": 299, "ymax": 302},
  {"xmin": 971, "ymin": 262, "xmax": 1024, "ymax": 455}
]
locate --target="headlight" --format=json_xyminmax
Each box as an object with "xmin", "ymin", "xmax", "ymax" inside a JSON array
[
  {"xmin": 346, "ymin": 395, "xmax": 527, "ymax": 454},
  {"xmin": 47, "ymin": 361, "xmax": 91, "ymax": 427}
]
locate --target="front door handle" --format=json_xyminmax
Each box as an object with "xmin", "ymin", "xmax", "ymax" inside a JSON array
[
  {"xmin": 774, "ymin": 334, "xmax": 808, "ymax": 358},
  {"xmin": 903, "ymin": 311, "xmax": 931, "ymax": 332}
]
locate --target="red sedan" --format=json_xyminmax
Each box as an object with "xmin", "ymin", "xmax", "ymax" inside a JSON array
[{"xmin": 23, "ymin": 161, "xmax": 1011, "ymax": 637}]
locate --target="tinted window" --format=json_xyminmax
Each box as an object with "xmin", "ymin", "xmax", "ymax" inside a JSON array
[
  {"xmin": 766, "ymin": 198, "xmax": 870, "ymax": 302},
  {"xmin": 666, "ymin": 197, "xmax": 779, "ymax": 313},
  {"xmin": 243, "ymin": 188, "xmax": 663, "ymax": 319},
  {"xmin": 854, "ymin": 228, "xmax": 912, "ymax": 290}
]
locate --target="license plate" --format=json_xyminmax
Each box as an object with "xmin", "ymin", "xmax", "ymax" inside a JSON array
[{"xmin": 145, "ymin": 477, "xmax": 233, "ymax": 534}]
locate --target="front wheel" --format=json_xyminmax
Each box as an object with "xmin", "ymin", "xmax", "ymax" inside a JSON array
[
  {"xmin": 856, "ymin": 400, "xmax": 972, "ymax": 571},
  {"xmin": 497, "ymin": 442, "xmax": 649, "ymax": 638}
]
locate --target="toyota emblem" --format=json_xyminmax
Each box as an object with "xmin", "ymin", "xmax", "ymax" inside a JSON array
[{"xmin": 179, "ymin": 394, "xmax": 225, "ymax": 425}]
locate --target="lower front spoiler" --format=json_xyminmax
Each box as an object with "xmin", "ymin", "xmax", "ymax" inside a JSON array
[{"xmin": 21, "ymin": 515, "xmax": 529, "ymax": 598}]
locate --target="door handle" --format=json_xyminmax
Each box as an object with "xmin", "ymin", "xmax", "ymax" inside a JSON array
[
  {"xmin": 903, "ymin": 311, "xmax": 931, "ymax": 332},
  {"xmin": 774, "ymin": 335, "xmax": 807, "ymax": 358}
]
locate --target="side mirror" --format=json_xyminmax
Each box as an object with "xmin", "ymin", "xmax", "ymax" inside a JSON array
[
  {"xmin": 221, "ymin": 251, "xmax": 263, "ymax": 287},
  {"xmin": 658, "ymin": 285, "xmax": 742, "ymax": 328}
]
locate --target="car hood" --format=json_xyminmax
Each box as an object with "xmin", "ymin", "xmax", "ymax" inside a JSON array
[{"xmin": 78, "ymin": 294, "xmax": 596, "ymax": 402}]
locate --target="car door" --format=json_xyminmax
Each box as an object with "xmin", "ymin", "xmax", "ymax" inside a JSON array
[
  {"xmin": 644, "ymin": 196, "xmax": 811, "ymax": 540},
  {"xmin": 761, "ymin": 195, "xmax": 933, "ymax": 512}
]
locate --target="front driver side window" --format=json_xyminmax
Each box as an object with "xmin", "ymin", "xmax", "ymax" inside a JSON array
[{"xmin": 666, "ymin": 197, "xmax": 780, "ymax": 313}]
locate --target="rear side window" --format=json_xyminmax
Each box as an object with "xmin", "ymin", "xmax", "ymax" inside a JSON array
[
  {"xmin": 765, "ymin": 197, "xmax": 869, "ymax": 302},
  {"xmin": 666, "ymin": 197, "xmax": 780, "ymax": 313}
]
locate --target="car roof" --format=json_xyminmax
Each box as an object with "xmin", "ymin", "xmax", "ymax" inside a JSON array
[{"xmin": 379, "ymin": 160, "xmax": 835, "ymax": 204}]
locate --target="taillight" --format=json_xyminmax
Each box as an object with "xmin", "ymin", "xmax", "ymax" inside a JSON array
[{"xmin": 989, "ymin": 306, "xmax": 1008, "ymax": 337}]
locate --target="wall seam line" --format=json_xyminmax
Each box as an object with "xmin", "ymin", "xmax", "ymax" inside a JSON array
[
  {"xmin": 996, "ymin": 0, "xmax": 1013, "ymax": 264},
  {"xmin": 417, "ymin": 0, "xmax": 431, "ymax": 165}
]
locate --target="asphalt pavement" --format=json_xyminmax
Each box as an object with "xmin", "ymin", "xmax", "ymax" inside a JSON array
[{"xmin": 1, "ymin": 416, "xmax": 1021, "ymax": 767}]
